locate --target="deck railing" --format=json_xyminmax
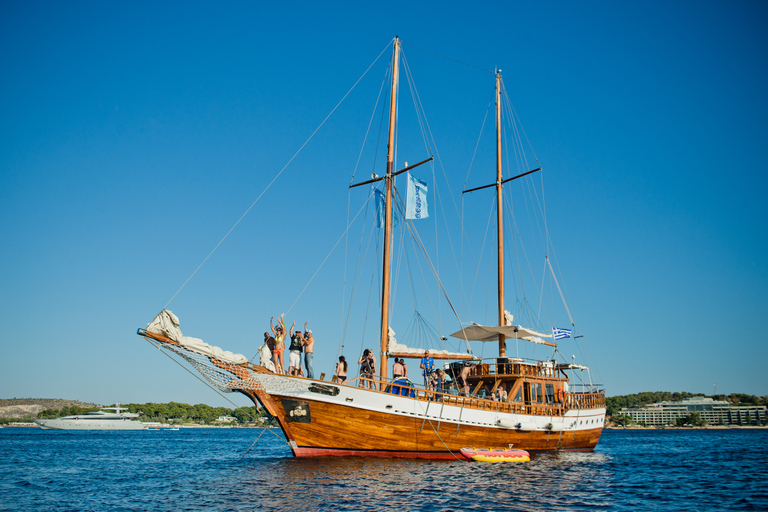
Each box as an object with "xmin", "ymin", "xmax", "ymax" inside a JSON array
[{"xmin": 348, "ymin": 376, "xmax": 605, "ymax": 416}]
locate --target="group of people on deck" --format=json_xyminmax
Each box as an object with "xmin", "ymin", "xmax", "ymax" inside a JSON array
[
  {"xmin": 263, "ymin": 314, "xmax": 314, "ymax": 378},
  {"xmin": 258, "ymin": 331, "xmax": 507, "ymax": 402}
]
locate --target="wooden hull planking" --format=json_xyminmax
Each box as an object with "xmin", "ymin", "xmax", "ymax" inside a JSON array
[{"xmin": 241, "ymin": 389, "xmax": 603, "ymax": 459}]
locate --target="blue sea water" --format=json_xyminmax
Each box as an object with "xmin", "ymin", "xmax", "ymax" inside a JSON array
[{"xmin": 1, "ymin": 427, "xmax": 766, "ymax": 511}]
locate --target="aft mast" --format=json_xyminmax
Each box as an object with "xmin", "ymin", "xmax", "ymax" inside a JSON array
[
  {"xmin": 461, "ymin": 70, "xmax": 543, "ymax": 355},
  {"xmin": 379, "ymin": 37, "xmax": 401, "ymax": 383}
]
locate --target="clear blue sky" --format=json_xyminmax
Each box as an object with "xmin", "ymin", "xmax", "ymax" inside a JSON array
[{"xmin": 1, "ymin": 1, "xmax": 766, "ymax": 408}]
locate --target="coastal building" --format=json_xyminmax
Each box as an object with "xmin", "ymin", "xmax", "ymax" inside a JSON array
[{"xmin": 620, "ymin": 397, "xmax": 767, "ymax": 426}]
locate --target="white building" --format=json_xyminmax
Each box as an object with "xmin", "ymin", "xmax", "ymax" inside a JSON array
[{"xmin": 620, "ymin": 397, "xmax": 766, "ymax": 426}]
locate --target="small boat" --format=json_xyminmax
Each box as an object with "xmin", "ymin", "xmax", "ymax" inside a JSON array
[{"xmin": 460, "ymin": 447, "xmax": 530, "ymax": 462}]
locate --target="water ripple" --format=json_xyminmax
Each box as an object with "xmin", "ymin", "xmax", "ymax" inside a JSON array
[{"xmin": 1, "ymin": 428, "xmax": 766, "ymax": 511}]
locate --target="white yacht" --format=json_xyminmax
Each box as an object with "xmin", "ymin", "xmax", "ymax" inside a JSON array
[{"xmin": 34, "ymin": 405, "xmax": 145, "ymax": 430}]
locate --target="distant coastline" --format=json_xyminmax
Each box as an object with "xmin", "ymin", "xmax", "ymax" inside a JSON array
[{"xmin": 0, "ymin": 398, "xmax": 273, "ymax": 428}]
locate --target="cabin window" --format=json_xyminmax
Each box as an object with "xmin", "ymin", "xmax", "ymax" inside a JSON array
[
  {"xmin": 545, "ymin": 384, "xmax": 555, "ymax": 404},
  {"xmin": 535, "ymin": 383, "xmax": 543, "ymax": 403}
]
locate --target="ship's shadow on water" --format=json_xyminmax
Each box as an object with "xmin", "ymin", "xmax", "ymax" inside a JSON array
[{"xmin": 2, "ymin": 428, "xmax": 767, "ymax": 511}]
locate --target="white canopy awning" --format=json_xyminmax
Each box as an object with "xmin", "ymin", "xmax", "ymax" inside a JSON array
[{"xmin": 449, "ymin": 323, "xmax": 556, "ymax": 347}]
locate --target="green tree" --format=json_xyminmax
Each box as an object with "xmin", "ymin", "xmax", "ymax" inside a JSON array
[
  {"xmin": 675, "ymin": 412, "xmax": 706, "ymax": 427},
  {"xmin": 613, "ymin": 414, "xmax": 632, "ymax": 427}
]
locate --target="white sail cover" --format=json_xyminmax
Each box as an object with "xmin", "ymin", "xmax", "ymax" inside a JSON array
[
  {"xmin": 386, "ymin": 327, "xmax": 475, "ymax": 358},
  {"xmin": 146, "ymin": 310, "xmax": 249, "ymax": 365},
  {"xmin": 258, "ymin": 342, "xmax": 276, "ymax": 372},
  {"xmin": 449, "ymin": 323, "xmax": 555, "ymax": 346}
]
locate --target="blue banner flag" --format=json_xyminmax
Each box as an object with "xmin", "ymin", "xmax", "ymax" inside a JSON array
[
  {"xmin": 405, "ymin": 173, "xmax": 428, "ymax": 220},
  {"xmin": 375, "ymin": 189, "xmax": 398, "ymax": 228},
  {"xmin": 552, "ymin": 327, "xmax": 572, "ymax": 340}
]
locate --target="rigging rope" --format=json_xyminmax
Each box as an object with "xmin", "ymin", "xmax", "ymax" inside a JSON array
[
  {"xmin": 283, "ymin": 189, "xmax": 375, "ymax": 317},
  {"xmin": 162, "ymin": 39, "xmax": 393, "ymax": 311},
  {"xmin": 401, "ymin": 40, "xmax": 495, "ymax": 75}
]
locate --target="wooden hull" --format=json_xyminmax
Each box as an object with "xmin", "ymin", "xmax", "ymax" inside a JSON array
[{"xmin": 240, "ymin": 380, "xmax": 604, "ymax": 459}]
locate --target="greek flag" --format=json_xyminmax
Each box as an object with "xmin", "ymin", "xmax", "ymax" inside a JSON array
[
  {"xmin": 405, "ymin": 173, "xmax": 428, "ymax": 220},
  {"xmin": 552, "ymin": 327, "xmax": 572, "ymax": 340}
]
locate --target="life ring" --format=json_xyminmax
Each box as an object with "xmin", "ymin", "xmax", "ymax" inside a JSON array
[{"xmin": 557, "ymin": 388, "xmax": 564, "ymax": 402}]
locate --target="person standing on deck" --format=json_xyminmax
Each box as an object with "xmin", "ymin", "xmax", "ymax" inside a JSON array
[
  {"xmin": 262, "ymin": 332, "xmax": 277, "ymax": 372},
  {"xmin": 264, "ymin": 332, "xmax": 276, "ymax": 357},
  {"xmin": 287, "ymin": 322, "xmax": 303, "ymax": 376},
  {"xmin": 458, "ymin": 364, "xmax": 471, "ymax": 396},
  {"xmin": 335, "ymin": 356, "xmax": 348, "ymax": 383},
  {"xmin": 369, "ymin": 350, "xmax": 378, "ymax": 390},
  {"xmin": 392, "ymin": 358, "xmax": 404, "ymax": 379},
  {"xmin": 270, "ymin": 315, "xmax": 287, "ymax": 374},
  {"xmin": 302, "ymin": 322, "xmax": 315, "ymax": 379},
  {"xmin": 434, "ymin": 369, "xmax": 445, "ymax": 400},
  {"xmin": 420, "ymin": 350, "xmax": 434, "ymax": 388},
  {"xmin": 358, "ymin": 349, "xmax": 375, "ymax": 389}
]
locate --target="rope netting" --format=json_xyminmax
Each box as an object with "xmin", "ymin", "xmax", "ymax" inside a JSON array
[
  {"xmin": 146, "ymin": 335, "xmax": 312, "ymax": 397},
  {"xmin": 159, "ymin": 341, "xmax": 263, "ymax": 393}
]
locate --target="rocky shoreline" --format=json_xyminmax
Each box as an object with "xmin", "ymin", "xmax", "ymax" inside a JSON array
[{"xmin": 0, "ymin": 398, "xmax": 98, "ymax": 420}]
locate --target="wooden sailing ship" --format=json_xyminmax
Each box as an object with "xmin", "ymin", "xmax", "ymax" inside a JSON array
[{"xmin": 138, "ymin": 37, "xmax": 606, "ymax": 458}]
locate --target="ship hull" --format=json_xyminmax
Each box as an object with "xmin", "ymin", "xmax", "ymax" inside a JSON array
[{"xmin": 240, "ymin": 373, "xmax": 604, "ymax": 459}]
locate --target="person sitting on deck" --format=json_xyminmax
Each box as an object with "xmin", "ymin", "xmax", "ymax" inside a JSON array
[
  {"xmin": 420, "ymin": 351, "xmax": 434, "ymax": 387},
  {"xmin": 497, "ymin": 385, "xmax": 508, "ymax": 402}
]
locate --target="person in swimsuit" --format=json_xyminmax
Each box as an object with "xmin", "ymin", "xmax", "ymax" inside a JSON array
[
  {"xmin": 335, "ymin": 356, "xmax": 347, "ymax": 383},
  {"xmin": 458, "ymin": 364, "xmax": 471, "ymax": 396},
  {"xmin": 392, "ymin": 358, "xmax": 404, "ymax": 378},
  {"xmin": 270, "ymin": 315, "xmax": 287, "ymax": 374}
]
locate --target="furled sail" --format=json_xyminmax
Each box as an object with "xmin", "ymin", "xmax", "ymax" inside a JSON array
[
  {"xmin": 386, "ymin": 327, "xmax": 477, "ymax": 360},
  {"xmin": 449, "ymin": 323, "xmax": 556, "ymax": 347},
  {"xmin": 146, "ymin": 310, "xmax": 249, "ymax": 365}
]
